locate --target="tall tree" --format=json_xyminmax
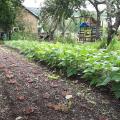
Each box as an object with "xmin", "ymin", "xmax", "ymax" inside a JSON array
[
  {"xmin": 0, "ymin": 0, "xmax": 23, "ymax": 32},
  {"xmin": 105, "ymin": 0, "xmax": 120, "ymax": 45},
  {"xmin": 40, "ymin": 0, "xmax": 85, "ymax": 39},
  {"xmin": 88, "ymin": 0, "xmax": 105, "ymax": 39},
  {"xmin": 88, "ymin": 0, "xmax": 120, "ymax": 45},
  {"xmin": 41, "ymin": 0, "xmax": 120, "ymax": 44}
]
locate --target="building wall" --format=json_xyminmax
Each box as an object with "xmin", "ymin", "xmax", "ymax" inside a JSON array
[{"xmin": 16, "ymin": 7, "xmax": 38, "ymax": 33}]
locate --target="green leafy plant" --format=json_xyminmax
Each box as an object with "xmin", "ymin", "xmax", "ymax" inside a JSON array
[{"xmin": 5, "ymin": 40, "xmax": 120, "ymax": 98}]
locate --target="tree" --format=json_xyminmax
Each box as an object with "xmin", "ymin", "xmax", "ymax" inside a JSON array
[
  {"xmin": 0, "ymin": 0, "xmax": 23, "ymax": 32},
  {"xmin": 88, "ymin": 0, "xmax": 105, "ymax": 39},
  {"xmin": 40, "ymin": 0, "xmax": 85, "ymax": 39},
  {"xmin": 105, "ymin": 0, "xmax": 120, "ymax": 45},
  {"xmin": 40, "ymin": 0, "xmax": 120, "ymax": 45},
  {"xmin": 88, "ymin": 0, "xmax": 120, "ymax": 45}
]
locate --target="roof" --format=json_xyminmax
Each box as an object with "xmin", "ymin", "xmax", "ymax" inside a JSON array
[
  {"xmin": 26, "ymin": 7, "xmax": 40, "ymax": 17},
  {"xmin": 22, "ymin": 5, "xmax": 40, "ymax": 19}
]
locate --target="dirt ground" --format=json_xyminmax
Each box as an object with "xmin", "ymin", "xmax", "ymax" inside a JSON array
[{"xmin": 0, "ymin": 45, "xmax": 120, "ymax": 120}]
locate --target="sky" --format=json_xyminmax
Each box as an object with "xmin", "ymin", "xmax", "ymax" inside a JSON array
[
  {"xmin": 23, "ymin": 0, "xmax": 44, "ymax": 7},
  {"xmin": 23, "ymin": 0, "xmax": 95, "ymax": 10},
  {"xmin": 23, "ymin": 0, "xmax": 106, "ymax": 11}
]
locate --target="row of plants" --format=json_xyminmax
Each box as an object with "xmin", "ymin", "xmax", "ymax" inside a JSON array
[{"xmin": 5, "ymin": 40, "xmax": 120, "ymax": 98}]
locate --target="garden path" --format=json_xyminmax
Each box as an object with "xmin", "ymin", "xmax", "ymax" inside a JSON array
[{"xmin": 0, "ymin": 46, "xmax": 120, "ymax": 120}]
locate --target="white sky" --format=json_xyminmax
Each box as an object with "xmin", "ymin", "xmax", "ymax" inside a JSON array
[
  {"xmin": 23, "ymin": 0, "xmax": 106, "ymax": 11},
  {"xmin": 23, "ymin": 0, "xmax": 44, "ymax": 7}
]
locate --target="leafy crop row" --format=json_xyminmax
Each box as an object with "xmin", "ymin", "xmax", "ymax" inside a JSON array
[{"xmin": 5, "ymin": 40, "xmax": 120, "ymax": 98}]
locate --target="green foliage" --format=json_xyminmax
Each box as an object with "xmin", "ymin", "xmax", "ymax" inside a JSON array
[
  {"xmin": 98, "ymin": 37, "xmax": 107, "ymax": 49},
  {"xmin": 107, "ymin": 36, "xmax": 120, "ymax": 50},
  {"xmin": 5, "ymin": 40, "xmax": 120, "ymax": 98},
  {"xmin": 40, "ymin": 0, "xmax": 85, "ymax": 34},
  {"xmin": 55, "ymin": 35, "xmax": 77, "ymax": 44},
  {"xmin": 0, "ymin": 0, "xmax": 22, "ymax": 31},
  {"xmin": 98, "ymin": 36, "xmax": 120, "ymax": 50},
  {"xmin": 11, "ymin": 32, "xmax": 38, "ymax": 41}
]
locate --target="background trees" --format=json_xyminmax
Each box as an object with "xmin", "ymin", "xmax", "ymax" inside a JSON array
[
  {"xmin": 0, "ymin": 0, "xmax": 23, "ymax": 32},
  {"xmin": 88, "ymin": 0, "xmax": 105, "ymax": 39},
  {"xmin": 105, "ymin": 0, "xmax": 120, "ymax": 45},
  {"xmin": 40, "ymin": 0, "xmax": 85, "ymax": 38},
  {"xmin": 40, "ymin": 0, "xmax": 120, "ymax": 45},
  {"xmin": 1, "ymin": 0, "xmax": 120, "ymax": 45}
]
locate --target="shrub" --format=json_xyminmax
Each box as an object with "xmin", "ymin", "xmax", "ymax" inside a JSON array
[
  {"xmin": 55, "ymin": 35, "xmax": 77, "ymax": 44},
  {"xmin": 11, "ymin": 32, "xmax": 38, "ymax": 41}
]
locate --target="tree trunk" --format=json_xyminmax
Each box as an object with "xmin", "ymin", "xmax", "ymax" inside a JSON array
[
  {"xmin": 107, "ymin": 15, "xmax": 120, "ymax": 45},
  {"xmin": 47, "ymin": 18, "xmax": 58, "ymax": 41},
  {"xmin": 105, "ymin": 0, "xmax": 113, "ymax": 46},
  {"xmin": 112, "ymin": 13, "xmax": 120, "ymax": 34},
  {"xmin": 96, "ymin": 12, "xmax": 101, "ymax": 39},
  {"xmin": 60, "ymin": 14, "xmax": 66, "ymax": 37},
  {"xmin": 107, "ymin": 25, "xmax": 114, "ymax": 45},
  {"xmin": 61, "ymin": 20, "xmax": 66, "ymax": 37}
]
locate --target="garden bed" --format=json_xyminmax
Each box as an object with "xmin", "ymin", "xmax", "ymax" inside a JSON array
[{"xmin": 5, "ymin": 40, "xmax": 120, "ymax": 98}]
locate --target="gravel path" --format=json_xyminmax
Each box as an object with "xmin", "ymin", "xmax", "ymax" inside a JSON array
[{"xmin": 0, "ymin": 45, "xmax": 120, "ymax": 120}]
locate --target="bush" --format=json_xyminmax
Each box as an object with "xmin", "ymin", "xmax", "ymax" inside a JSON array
[
  {"xmin": 5, "ymin": 40, "xmax": 120, "ymax": 98},
  {"xmin": 107, "ymin": 36, "xmax": 120, "ymax": 50},
  {"xmin": 98, "ymin": 36, "xmax": 120, "ymax": 50},
  {"xmin": 55, "ymin": 35, "xmax": 77, "ymax": 44},
  {"xmin": 11, "ymin": 32, "xmax": 38, "ymax": 41}
]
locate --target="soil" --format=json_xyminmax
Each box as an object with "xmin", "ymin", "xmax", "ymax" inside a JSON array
[{"xmin": 0, "ymin": 45, "xmax": 120, "ymax": 120}]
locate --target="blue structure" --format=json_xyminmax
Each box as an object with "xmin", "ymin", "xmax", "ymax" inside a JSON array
[{"xmin": 80, "ymin": 22, "xmax": 90, "ymax": 27}]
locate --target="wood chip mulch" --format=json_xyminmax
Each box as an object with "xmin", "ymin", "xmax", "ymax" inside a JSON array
[{"xmin": 0, "ymin": 46, "xmax": 120, "ymax": 120}]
